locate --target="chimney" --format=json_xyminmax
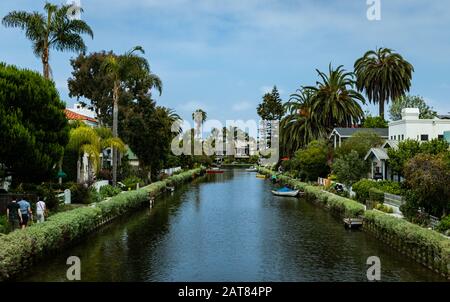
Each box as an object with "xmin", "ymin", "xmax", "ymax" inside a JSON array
[{"xmin": 401, "ymin": 108, "xmax": 420, "ymax": 120}]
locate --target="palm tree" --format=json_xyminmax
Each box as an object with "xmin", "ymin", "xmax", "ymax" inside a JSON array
[
  {"xmin": 305, "ymin": 64, "xmax": 365, "ymax": 132},
  {"xmin": 67, "ymin": 124, "xmax": 125, "ymax": 184},
  {"xmin": 101, "ymin": 46, "xmax": 162, "ymax": 186},
  {"xmin": 192, "ymin": 109, "xmax": 207, "ymax": 123},
  {"xmin": 192, "ymin": 109, "xmax": 207, "ymax": 141},
  {"xmin": 354, "ymin": 48, "xmax": 414, "ymax": 119},
  {"xmin": 281, "ymin": 88, "xmax": 326, "ymax": 156},
  {"xmin": 2, "ymin": 3, "xmax": 93, "ymax": 79}
]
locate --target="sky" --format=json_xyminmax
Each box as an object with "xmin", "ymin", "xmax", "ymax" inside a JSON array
[{"xmin": 1, "ymin": 0, "xmax": 450, "ymax": 128}]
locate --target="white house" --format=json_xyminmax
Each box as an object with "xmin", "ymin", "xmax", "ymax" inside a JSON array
[
  {"xmin": 364, "ymin": 108, "xmax": 450, "ymax": 181},
  {"xmin": 388, "ymin": 108, "xmax": 450, "ymax": 142}
]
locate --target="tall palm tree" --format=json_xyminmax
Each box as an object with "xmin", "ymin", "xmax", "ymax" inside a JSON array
[
  {"xmin": 354, "ymin": 48, "xmax": 414, "ymax": 119},
  {"xmin": 281, "ymin": 87, "xmax": 327, "ymax": 156},
  {"xmin": 101, "ymin": 46, "xmax": 162, "ymax": 186},
  {"xmin": 305, "ymin": 64, "xmax": 365, "ymax": 132},
  {"xmin": 2, "ymin": 3, "xmax": 93, "ymax": 79},
  {"xmin": 192, "ymin": 109, "xmax": 207, "ymax": 123},
  {"xmin": 192, "ymin": 109, "xmax": 207, "ymax": 141}
]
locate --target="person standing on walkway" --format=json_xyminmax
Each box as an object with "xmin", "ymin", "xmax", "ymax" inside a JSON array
[
  {"xmin": 6, "ymin": 196, "xmax": 22, "ymax": 231},
  {"xmin": 18, "ymin": 196, "xmax": 32, "ymax": 229},
  {"xmin": 36, "ymin": 197, "xmax": 47, "ymax": 223}
]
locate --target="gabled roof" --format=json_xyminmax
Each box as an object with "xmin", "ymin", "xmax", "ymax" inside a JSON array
[
  {"xmin": 330, "ymin": 127, "xmax": 389, "ymax": 138},
  {"xmin": 364, "ymin": 147, "xmax": 389, "ymax": 161},
  {"xmin": 382, "ymin": 140, "xmax": 399, "ymax": 150},
  {"xmin": 65, "ymin": 109, "xmax": 98, "ymax": 123}
]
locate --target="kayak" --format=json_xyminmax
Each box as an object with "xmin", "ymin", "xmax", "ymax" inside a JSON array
[
  {"xmin": 271, "ymin": 187, "xmax": 299, "ymax": 197},
  {"xmin": 256, "ymin": 174, "xmax": 267, "ymax": 179}
]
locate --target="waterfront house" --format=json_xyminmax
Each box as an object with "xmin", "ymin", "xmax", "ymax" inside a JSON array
[{"xmin": 329, "ymin": 127, "xmax": 389, "ymax": 149}]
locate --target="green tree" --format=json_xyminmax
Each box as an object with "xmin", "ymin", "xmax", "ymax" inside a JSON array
[
  {"xmin": 333, "ymin": 150, "xmax": 369, "ymax": 188},
  {"xmin": 294, "ymin": 140, "xmax": 330, "ymax": 181},
  {"xmin": 280, "ymin": 87, "xmax": 327, "ymax": 156},
  {"xmin": 121, "ymin": 100, "xmax": 175, "ymax": 182},
  {"xmin": 389, "ymin": 95, "xmax": 437, "ymax": 121},
  {"xmin": 257, "ymin": 86, "xmax": 285, "ymax": 120},
  {"xmin": 335, "ymin": 130, "xmax": 384, "ymax": 159},
  {"xmin": 388, "ymin": 139, "xmax": 449, "ymax": 180},
  {"xmin": 2, "ymin": 2, "xmax": 93, "ymax": 79},
  {"xmin": 305, "ymin": 65, "xmax": 365, "ymax": 131},
  {"xmin": 362, "ymin": 115, "xmax": 388, "ymax": 128},
  {"xmin": 354, "ymin": 48, "xmax": 414, "ymax": 119},
  {"xmin": 387, "ymin": 139, "xmax": 421, "ymax": 179},
  {"xmin": 101, "ymin": 46, "xmax": 162, "ymax": 185},
  {"xmin": 404, "ymin": 154, "xmax": 450, "ymax": 217},
  {"xmin": 0, "ymin": 63, "xmax": 69, "ymax": 184}
]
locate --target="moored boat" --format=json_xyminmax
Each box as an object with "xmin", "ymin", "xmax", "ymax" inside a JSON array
[
  {"xmin": 271, "ymin": 187, "xmax": 299, "ymax": 197},
  {"xmin": 245, "ymin": 166, "xmax": 258, "ymax": 172},
  {"xmin": 206, "ymin": 167, "xmax": 224, "ymax": 174},
  {"xmin": 256, "ymin": 174, "xmax": 267, "ymax": 179}
]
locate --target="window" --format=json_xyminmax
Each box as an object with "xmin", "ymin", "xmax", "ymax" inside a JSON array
[
  {"xmin": 401, "ymin": 135, "xmax": 404, "ymax": 141},
  {"xmin": 421, "ymin": 134, "xmax": 429, "ymax": 141},
  {"xmin": 438, "ymin": 134, "xmax": 444, "ymax": 140},
  {"xmin": 394, "ymin": 135, "xmax": 396, "ymax": 140}
]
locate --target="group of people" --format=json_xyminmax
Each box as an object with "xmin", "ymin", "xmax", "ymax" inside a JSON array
[{"xmin": 6, "ymin": 196, "xmax": 47, "ymax": 231}]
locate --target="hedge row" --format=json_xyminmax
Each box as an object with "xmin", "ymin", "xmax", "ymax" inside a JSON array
[
  {"xmin": 0, "ymin": 168, "xmax": 204, "ymax": 281},
  {"xmin": 258, "ymin": 167, "xmax": 365, "ymax": 218},
  {"xmin": 364, "ymin": 210, "xmax": 450, "ymax": 277}
]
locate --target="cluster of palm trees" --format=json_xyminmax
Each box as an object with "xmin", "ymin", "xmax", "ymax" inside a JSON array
[
  {"xmin": 281, "ymin": 48, "xmax": 413, "ymax": 156},
  {"xmin": 2, "ymin": 3, "xmax": 163, "ymax": 185}
]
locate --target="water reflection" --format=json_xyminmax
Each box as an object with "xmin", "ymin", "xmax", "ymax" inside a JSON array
[{"xmin": 21, "ymin": 170, "xmax": 446, "ymax": 282}]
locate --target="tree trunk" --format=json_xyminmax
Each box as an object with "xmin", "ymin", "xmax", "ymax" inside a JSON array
[
  {"xmin": 112, "ymin": 82, "xmax": 119, "ymax": 186},
  {"xmin": 379, "ymin": 101, "xmax": 385, "ymax": 120},
  {"xmin": 42, "ymin": 47, "xmax": 50, "ymax": 79}
]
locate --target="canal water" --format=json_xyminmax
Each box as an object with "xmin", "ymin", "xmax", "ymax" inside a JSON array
[{"xmin": 21, "ymin": 169, "xmax": 445, "ymax": 281}]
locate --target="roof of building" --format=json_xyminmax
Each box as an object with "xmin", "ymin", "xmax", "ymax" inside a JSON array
[
  {"xmin": 381, "ymin": 140, "xmax": 399, "ymax": 150},
  {"xmin": 364, "ymin": 147, "xmax": 389, "ymax": 161},
  {"xmin": 330, "ymin": 127, "xmax": 389, "ymax": 138},
  {"xmin": 65, "ymin": 109, "xmax": 98, "ymax": 123}
]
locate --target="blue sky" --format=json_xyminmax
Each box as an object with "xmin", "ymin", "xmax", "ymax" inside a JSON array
[{"xmin": 1, "ymin": 0, "xmax": 450, "ymax": 125}]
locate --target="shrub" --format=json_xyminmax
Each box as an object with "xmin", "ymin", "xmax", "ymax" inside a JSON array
[
  {"xmin": 69, "ymin": 183, "xmax": 91, "ymax": 204},
  {"xmin": 352, "ymin": 179, "xmax": 378, "ymax": 203},
  {"xmin": 369, "ymin": 188, "xmax": 385, "ymax": 204},
  {"xmin": 436, "ymin": 215, "xmax": 450, "ymax": 233},
  {"xmin": 122, "ymin": 176, "xmax": 145, "ymax": 191},
  {"xmin": 375, "ymin": 203, "xmax": 394, "ymax": 214},
  {"xmin": 0, "ymin": 215, "xmax": 9, "ymax": 234},
  {"xmin": 99, "ymin": 185, "xmax": 122, "ymax": 199},
  {"xmin": 352, "ymin": 179, "xmax": 403, "ymax": 204}
]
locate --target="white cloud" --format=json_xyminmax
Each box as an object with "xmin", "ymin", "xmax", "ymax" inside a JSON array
[
  {"xmin": 178, "ymin": 101, "xmax": 209, "ymax": 113},
  {"xmin": 232, "ymin": 101, "xmax": 252, "ymax": 112}
]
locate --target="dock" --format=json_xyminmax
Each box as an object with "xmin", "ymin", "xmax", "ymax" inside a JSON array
[{"xmin": 343, "ymin": 218, "xmax": 363, "ymax": 230}]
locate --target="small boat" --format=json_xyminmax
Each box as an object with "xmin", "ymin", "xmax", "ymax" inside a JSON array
[
  {"xmin": 246, "ymin": 166, "xmax": 258, "ymax": 172},
  {"xmin": 206, "ymin": 167, "xmax": 224, "ymax": 174},
  {"xmin": 271, "ymin": 187, "xmax": 299, "ymax": 197},
  {"xmin": 256, "ymin": 174, "xmax": 267, "ymax": 179}
]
